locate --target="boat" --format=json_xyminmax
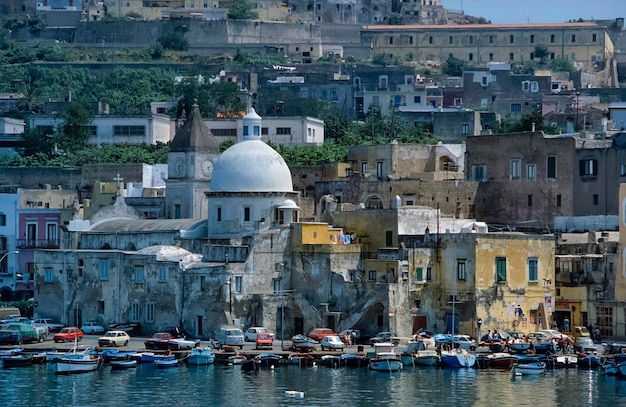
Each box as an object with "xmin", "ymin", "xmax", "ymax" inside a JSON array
[
  {"xmin": 255, "ymin": 353, "xmax": 282, "ymax": 368},
  {"xmin": 168, "ymin": 338, "xmax": 200, "ymax": 351},
  {"xmin": 617, "ymin": 360, "xmax": 626, "ymax": 377},
  {"xmin": 2, "ymin": 354, "xmax": 33, "ymax": 368},
  {"xmin": 508, "ymin": 341, "xmax": 532, "ymax": 354},
  {"xmin": 341, "ymin": 353, "xmax": 367, "ymax": 368},
  {"xmin": 555, "ymin": 355, "xmax": 578, "ymax": 369},
  {"xmin": 514, "ymin": 354, "xmax": 549, "ymax": 365},
  {"xmin": 369, "ymin": 343, "xmax": 403, "ymax": 372},
  {"xmin": 400, "ymin": 353, "xmax": 416, "ymax": 367},
  {"xmin": 512, "ymin": 362, "xmax": 546, "ymax": 375},
  {"xmin": 532, "ymin": 341, "xmax": 558, "ymax": 354},
  {"xmin": 227, "ymin": 355, "xmax": 247, "ymax": 365},
  {"xmin": 140, "ymin": 352, "xmax": 176, "ymax": 363},
  {"xmin": 440, "ymin": 348, "xmax": 476, "ymax": 368},
  {"xmin": 55, "ymin": 349, "xmax": 100, "ymax": 375},
  {"xmin": 288, "ymin": 353, "xmax": 315, "ymax": 367},
  {"xmin": 241, "ymin": 358, "xmax": 260, "ymax": 372},
  {"xmin": 291, "ymin": 335, "xmax": 317, "ymax": 352},
  {"xmin": 320, "ymin": 354, "xmax": 343, "ymax": 368},
  {"xmin": 110, "ymin": 360, "xmax": 137, "ymax": 370},
  {"xmin": 601, "ymin": 360, "xmax": 619, "ymax": 376},
  {"xmin": 488, "ymin": 352, "xmax": 517, "ymax": 370},
  {"xmin": 186, "ymin": 347, "xmax": 215, "ymax": 365},
  {"xmin": 414, "ymin": 350, "xmax": 439, "ymax": 366},
  {"xmin": 154, "ymin": 359, "xmax": 179, "ymax": 369},
  {"xmin": 578, "ymin": 354, "xmax": 601, "ymax": 369},
  {"xmin": 0, "ymin": 348, "xmax": 24, "ymax": 358}
]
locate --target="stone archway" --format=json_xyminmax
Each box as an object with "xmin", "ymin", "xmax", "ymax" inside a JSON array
[{"xmin": 0, "ymin": 286, "xmax": 13, "ymax": 302}]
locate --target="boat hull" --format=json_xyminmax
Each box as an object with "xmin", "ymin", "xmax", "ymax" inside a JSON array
[
  {"xmin": 55, "ymin": 357, "xmax": 100, "ymax": 375},
  {"xmin": 2, "ymin": 355, "xmax": 33, "ymax": 368},
  {"xmin": 187, "ymin": 348, "xmax": 215, "ymax": 365},
  {"xmin": 441, "ymin": 352, "xmax": 476, "ymax": 368},
  {"xmin": 154, "ymin": 359, "xmax": 178, "ymax": 369},
  {"xmin": 369, "ymin": 359, "xmax": 403, "ymax": 372},
  {"xmin": 110, "ymin": 360, "xmax": 137, "ymax": 370},
  {"xmin": 513, "ymin": 362, "xmax": 546, "ymax": 375}
]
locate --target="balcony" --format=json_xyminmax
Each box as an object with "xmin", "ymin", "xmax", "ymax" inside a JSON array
[{"xmin": 17, "ymin": 239, "xmax": 59, "ymax": 249}]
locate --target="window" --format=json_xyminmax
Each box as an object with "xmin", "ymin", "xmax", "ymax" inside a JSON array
[
  {"xmin": 361, "ymin": 162, "xmax": 368, "ymax": 174},
  {"xmin": 596, "ymin": 306, "xmax": 613, "ymax": 337},
  {"xmin": 345, "ymin": 168, "xmax": 353, "ymax": 177},
  {"xmin": 426, "ymin": 267, "xmax": 432, "ymax": 281},
  {"xmin": 509, "ymin": 53, "xmax": 514, "ymax": 60},
  {"xmin": 510, "ymin": 159, "xmax": 521, "ymax": 180},
  {"xmin": 46, "ymin": 223, "xmax": 57, "ymax": 245},
  {"xmin": 530, "ymin": 34, "xmax": 535, "ymax": 43},
  {"xmin": 134, "ymin": 266, "xmax": 144, "ymax": 283},
  {"xmin": 368, "ymin": 270, "xmax": 377, "ymax": 281},
  {"xmin": 113, "ymin": 126, "xmax": 145, "ymax": 137},
  {"xmin": 0, "ymin": 213, "xmax": 5, "ymax": 226},
  {"xmin": 174, "ymin": 204, "xmax": 181, "ymax": 219},
  {"xmin": 429, "ymin": 36, "xmax": 433, "ymax": 44},
  {"xmin": 522, "ymin": 81, "xmax": 530, "ymax": 91},
  {"xmin": 496, "ymin": 257, "xmax": 506, "ymax": 283},
  {"xmin": 469, "ymin": 53, "xmax": 473, "ymax": 61},
  {"xmin": 376, "ymin": 162, "xmax": 383, "ymax": 178},
  {"xmin": 130, "ymin": 302, "xmax": 140, "ymax": 322},
  {"xmin": 531, "ymin": 81, "xmax": 539, "ymax": 92},
  {"xmin": 527, "ymin": 164, "xmax": 537, "ymax": 180},
  {"xmin": 276, "ymin": 127, "xmax": 291, "ymax": 135},
  {"xmin": 244, "ymin": 207, "xmax": 251, "ymax": 222},
  {"xmin": 235, "ymin": 276, "xmax": 242, "ymax": 293},
  {"xmin": 389, "ymin": 36, "xmax": 393, "ymax": 45},
  {"xmin": 449, "ymin": 36, "xmax": 453, "ymax": 44},
  {"xmin": 416, "ymin": 267, "xmax": 423, "ymax": 281},
  {"xmin": 509, "ymin": 35, "xmax": 514, "ymax": 43},
  {"xmin": 551, "ymin": 52, "xmax": 555, "ymax": 60},
  {"xmin": 457, "ymin": 260, "xmax": 466, "ymax": 281},
  {"xmin": 413, "ymin": 96, "xmax": 421, "ymax": 103},
  {"xmin": 592, "ymin": 33, "xmax": 597, "ymax": 42},
  {"xmin": 145, "ymin": 302, "xmax": 155, "ymax": 323},
  {"xmin": 593, "ymin": 194, "xmax": 599, "ymax": 205},
  {"xmin": 511, "ymin": 103, "xmax": 522, "ymax": 112},
  {"xmin": 217, "ymin": 207, "xmax": 222, "ymax": 222},
  {"xmin": 489, "ymin": 53, "xmax": 494, "ymax": 61},
  {"xmin": 158, "ymin": 266, "xmax": 167, "ymax": 282},
  {"xmin": 571, "ymin": 34, "xmax": 576, "ymax": 43},
  {"xmin": 461, "ymin": 123, "xmax": 469, "ymax": 135},
  {"xmin": 98, "ymin": 301, "xmax": 105, "ymax": 314},
  {"xmin": 469, "ymin": 35, "xmax": 474, "ymax": 44},
  {"xmin": 44, "ymin": 267, "xmax": 53, "ymax": 283},
  {"xmin": 409, "ymin": 36, "xmax": 413, "ymax": 44},
  {"xmin": 621, "ymin": 164, "xmax": 626, "ymax": 176},
  {"xmin": 99, "ymin": 260, "xmax": 109, "ymax": 280},
  {"xmin": 489, "ymin": 35, "xmax": 494, "ymax": 43},
  {"xmin": 579, "ymin": 159, "xmax": 598, "ymax": 176},
  {"xmin": 547, "ymin": 156, "xmax": 557, "ymax": 179},
  {"xmin": 556, "ymin": 194, "xmax": 562, "ymax": 207},
  {"xmin": 473, "ymin": 165, "xmax": 486, "ymax": 181},
  {"xmin": 528, "ymin": 194, "xmax": 533, "ymax": 207}
]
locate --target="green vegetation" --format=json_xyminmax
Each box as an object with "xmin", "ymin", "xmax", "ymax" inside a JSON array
[
  {"xmin": 442, "ymin": 55, "xmax": 468, "ymax": 76},
  {"xmin": 492, "ymin": 112, "xmax": 560, "ymax": 135},
  {"xmin": 227, "ymin": 0, "xmax": 259, "ymax": 20}
]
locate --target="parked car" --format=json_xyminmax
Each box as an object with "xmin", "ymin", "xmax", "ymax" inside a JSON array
[
  {"xmin": 217, "ymin": 327, "xmax": 245, "ymax": 349},
  {"xmin": 540, "ymin": 329, "xmax": 569, "ymax": 340},
  {"xmin": 369, "ymin": 332, "xmax": 399, "ymax": 346},
  {"xmin": 98, "ymin": 330, "xmax": 131, "ymax": 347},
  {"xmin": 452, "ymin": 335, "xmax": 478, "ymax": 351},
  {"xmin": 308, "ymin": 328, "xmax": 337, "ymax": 342},
  {"xmin": 32, "ymin": 318, "xmax": 64, "ymax": 333},
  {"xmin": 54, "ymin": 327, "xmax": 84, "ymax": 343},
  {"xmin": 245, "ymin": 327, "xmax": 274, "ymax": 342},
  {"xmin": 2, "ymin": 317, "xmax": 31, "ymax": 324},
  {"xmin": 255, "ymin": 332, "xmax": 274, "ymax": 350},
  {"xmin": 320, "ymin": 335, "xmax": 344, "ymax": 351},
  {"xmin": 81, "ymin": 322, "xmax": 105, "ymax": 335},
  {"xmin": 572, "ymin": 326, "xmax": 591, "ymax": 339},
  {"xmin": 574, "ymin": 337, "xmax": 597, "ymax": 353},
  {"xmin": 527, "ymin": 332, "xmax": 552, "ymax": 342},
  {"xmin": 145, "ymin": 332, "xmax": 177, "ymax": 350}
]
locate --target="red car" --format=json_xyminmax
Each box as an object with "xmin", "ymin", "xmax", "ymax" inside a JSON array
[
  {"xmin": 255, "ymin": 332, "xmax": 274, "ymax": 350},
  {"xmin": 308, "ymin": 328, "xmax": 337, "ymax": 342},
  {"xmin": 53, "ymin": 327, "xmax": 84, "ymax": 343},
  {"xmin": 144, "ymin": 332, "xmax": 176, "ymax": 350}
]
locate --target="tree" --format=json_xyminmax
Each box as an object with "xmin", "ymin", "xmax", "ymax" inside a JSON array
[
  {"xmin": 157, "ymin": 33, "xmax": 188, "ymax": 51},
  {"xmin": 442, "ymin": 55, "xmax": 468, "ymax": 76},
  {"xmin": 54, "ymin": 102, "xmax": 93, "ymax": 153},
  {"xmin": 533, "ymin": 45, "xmax": 549, "ymax": 63},
  {"xmin": 548, "ymin": 57, "xmax": 576, "ymax": 73},
  {"xmin": 227, "ymin": 0, "xmax": 258, "ymax": 20}
]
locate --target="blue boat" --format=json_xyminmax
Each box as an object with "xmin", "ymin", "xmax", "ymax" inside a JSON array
[
  {"xmin": 512, "ymin": 362, "xmax": 546, "ymax": 375},
  {"xmin": 140, "ymin": 353, "xmax": 175, "ymax": 363},
  {"xmin": 154, "ymin": 359, "xmax": 178, "ymax": 369},
  {"xmin": 255, "ymin": 353, "xmax": 282, "ymax": 368},
  {"xmin": 440, "ymin": 349, "xmax": 476, "ymax": 368},
  {"xmin": 578, "ymin": 354, "xmax": 601, "ymax": 369},
  {"xmin": 110, "ymin": 360, "xmax": 137, "ymax": 370},
  {"xmin": 533, "ymin": 341, "xmax": 557, "ymax": 354}
]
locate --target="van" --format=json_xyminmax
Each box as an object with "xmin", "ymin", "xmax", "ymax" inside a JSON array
[
  {"xmin": 217, "ymin": 327, "xmax": 245, "ymax": 349},
  {"xmin": 0, "ymin": 307, "xmax": 21, "ymax": 322}
]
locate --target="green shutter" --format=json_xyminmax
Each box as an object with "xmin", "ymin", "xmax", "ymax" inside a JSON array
[{"xmin": 416, "ymin": 267, "xmax": 423, "ymax": 281}]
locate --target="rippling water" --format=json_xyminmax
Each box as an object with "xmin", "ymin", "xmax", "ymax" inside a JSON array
[{"xmin": 2, "ymin": 363, "xmax": 625, "ymax": 407}]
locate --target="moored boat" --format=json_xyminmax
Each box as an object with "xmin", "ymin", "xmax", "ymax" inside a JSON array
[
  {"xmin": 341, "ymin": 353, "xmax": 367, "ymax": 368},
  {"xmin": 512, "ymin": 362, "xmax": 546, "ymax": 375},
  {"xmin": 2, "ymin": 354, "xmax": 33, "ymax": 368},
  {"xmin": 369, "ymin": 343, "xmax": 403, "ymax": 372},
  {"xmin": 414, "ymin": 350, "xmax": 439, "ymax": 366},
  {"xmin": 256, "ymin": 353, "xmax": 282, "ymax": 368},
  {"xmin": 55, "ymin": 352, "xmax": 100, "ymax": 375},
  {"xmin": 440, "ymin": 348, "xmax": 476, "ymax": 368},
  {"xmin": 154, "ymin": 359, "xmax": 179, "ymax": 369},
  {"xmin": 110, "ymin": 360, "xmax": 137, "ymax": 370},
  {"xmin": 488, "ymin": 352, "xmax": 517, "ymax": 370},
  {"xmin": 508, "ymin": 342, "xmax": 532, "ymax": 354},
  {"xmin": 555, "ymin": 355, "xmax": 578, "ymax": 369},
  {"xmin": 241, "ymin": 358, "xmax": 260, "ymax": 372},
  {"xmin": 227, "ymin": 355, "xmax": 247, "ymax": 365},
  {"xmin": 140, "ymin": 352, "xmax": 175, "ymax": 363},
  {"xmin": 578, "ymin": 354, "xmax": 601, "ymax": 369},
  {"xmin": 186, "ymin": 347, "xmax": 215, "ymax": 365},
  {"xmin": 288, "ymin": 353, "xmax": 315, "ymax": 367},
  {"xmin": 320, "ymin": 354, "xmax": 343, "ymax": 368}
]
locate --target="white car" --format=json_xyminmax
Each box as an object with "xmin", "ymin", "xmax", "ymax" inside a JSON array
[
  {"xmin": 244, "ymin": 327, "xmax": 274, "ymax": 342},
  {"xmin": 320, "ymin": 335, "xmax": 344, "ymax": 351},
  {"xmin": 81, "ymin": 321, "xmax": 105, "ymax": 335},
  {"xmin": 452, "ymin": 335, "xmax": 478, "ymax": 351},
  {"xmin": 98, "ymin": 330, "xmax": 131, "ymax": 347}
]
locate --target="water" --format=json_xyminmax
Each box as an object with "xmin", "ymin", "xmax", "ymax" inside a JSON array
[{"xmin": 1, "ymin": 363, "xmax": 625, "ymax": 407}]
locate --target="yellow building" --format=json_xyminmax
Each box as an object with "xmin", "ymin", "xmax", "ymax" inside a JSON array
[
  {"xmin": 614, "ymin": 184, "xmax": 626, "ymax": 336},
  {"xmin": 361, "ymin": 22, "xmax": 613, "ymax": 65}
]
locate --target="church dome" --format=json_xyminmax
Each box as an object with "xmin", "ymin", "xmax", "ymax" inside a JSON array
[{"xmin": 210, "ymin": 109, "xmax": 293, "ymax": 192}]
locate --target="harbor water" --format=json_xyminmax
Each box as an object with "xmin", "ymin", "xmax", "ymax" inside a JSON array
[{"xmin": 1, "ymin": 362, "xmax": 625, "ymax": 406}]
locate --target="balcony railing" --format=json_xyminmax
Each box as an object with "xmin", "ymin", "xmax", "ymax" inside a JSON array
[{"xmin": 17, "ymin": 239, "xmax": 59, "ymax": 249}]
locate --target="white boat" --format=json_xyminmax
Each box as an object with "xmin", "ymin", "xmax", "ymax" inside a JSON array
[
  {"xmin": 369, "ymin": 343, "xmax": 403, "ymax": 372},
  {"xmin": 186, "ymin": 347, "xmax": 215, "ymax": 365},
  {"xmin": 440, "ymin": 348, "xmax": 476, "ymax": 368},
  {"xmin": 512, "ymin": 362, "xmax": 546, "ymax": 375},
  {"xmin": 55, "ymin": 350, "xmax": 100, "ymax": 375},
  {"xmin": 414, "ymin": 350, "xmax": 439, "ymax": 366},
  {"xmin": 228, "ymin": 355, "xmax": 247, "ymax": 365}
]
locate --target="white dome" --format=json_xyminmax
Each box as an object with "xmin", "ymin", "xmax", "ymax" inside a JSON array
[{"xmin": 210, "ymin": 139, "xmax": 293, "ymax": 192}]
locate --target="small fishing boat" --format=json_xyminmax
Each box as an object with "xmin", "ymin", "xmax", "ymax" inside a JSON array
[
  {"xmin": 154, "ymin": 359, "xmax": 179, "ymax": 369},
  {"xmin": 55, "ymin": 351, "xmax": 100, "ymax": 375},
  {"xmin": 488, "ymin": 352, "xmax": 517, "ymax": 370},
  {"xmin": 140, "ymin": 352, "xmax": 175, "ymax": 363},
  {"xmin": 577, "ymin": 354, "xmax": 601, "ymax": 369},
  {"xmin": 554, "ymin": 355, "xmax": 578, "ymax": 369},
  {"xmin": 288, "ymin": 353, "xmax": 315, "ymax": 367},
  {"xmin": 440, "ymin": 348, "xmax": 476, "ymax": 368},
  {"xmin": 369, "ymin": 343, "xmax": 403, "ymax": 372},
  {"xmin": 241, "ymin": 358, "xmax": 260, "ymax": 372},
  {"xmin": 414, "ymin": 350, "xmax": 439, "ymax": 366},
  {"xmin": 2, "ymin": 354, "xmax": 33, "ymax": 368},
  {"xmin": 0, "ymin": 348, "xmax": 24, "ymax": 359},
  {"xmin": 255, "ymin": 353, "xmax": 282, "ymax": 368},
  {"xmin": 110, "ymin": 360, "xmax": 137, "ymax": 370},
  {"xmin": 227, "ymin": 355, "xmax": 247, "ymax": 365},
  {"xmin": 512, "ymin": 362, "xmax": 546, "ymax": 375},
  {"xmin": 508, "ymin": 341, "xmax": 532, "ymax": 354},
  {"xmin": 533, "ymin": 341, "xmax": 558, "ymax": 354},
  {"xmin": 186, "ymin": 347, "xmax": 215, "ymax": 365},
  {"xmin": 168, "ymin": 338, "xmax": 201, "ymax": 351},
  {"xmin": 320, "ymin": 354, "xmax": 343, "ymax": 368},
  {"xmin": 341, "ymin": 353, "xmax": 367, "ymax": 368},
  {"xmin": 601, "ymin": 360, "xmax": 619, "ymax": 376}
]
